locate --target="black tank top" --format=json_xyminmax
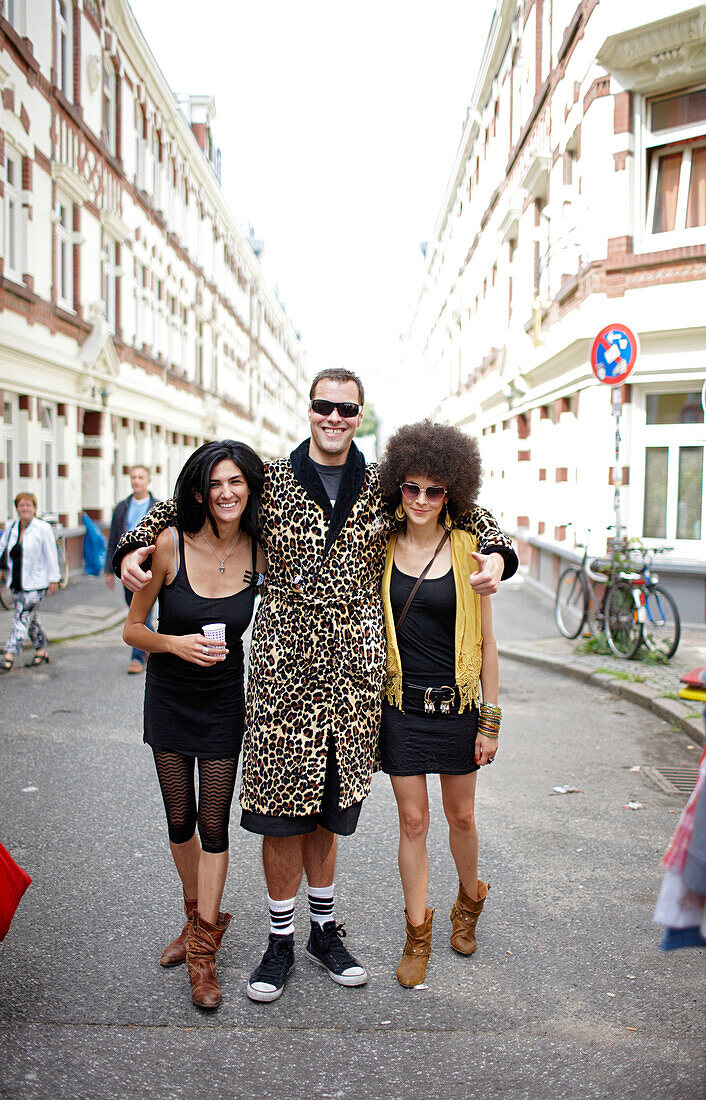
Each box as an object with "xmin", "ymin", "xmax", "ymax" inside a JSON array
[
  {"xmin": 390, "ymin": 563, "xmax": 456, "ymax": 683},
  {"xmin": 147, "ymin": 527, "xmax": 256, "ymax": 685}
]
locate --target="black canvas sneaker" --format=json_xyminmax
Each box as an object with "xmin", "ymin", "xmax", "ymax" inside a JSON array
[
  {"xmin": 305, "ymin": 920, "xmax": 368, "ymax": 986},
  {"xmin": 246, "ymin": 933, "xmax": 295, "ymax": 1002}
]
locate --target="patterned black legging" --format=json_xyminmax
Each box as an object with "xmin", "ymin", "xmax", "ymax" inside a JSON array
[{"xmin": 152, "ymin": 750, "xmax": 237, "ymax": 854}]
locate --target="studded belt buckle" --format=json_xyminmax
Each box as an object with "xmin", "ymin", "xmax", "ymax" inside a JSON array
[{"xmin": 424, "ymin": 685, "xmax": 456, "ymax": 715}]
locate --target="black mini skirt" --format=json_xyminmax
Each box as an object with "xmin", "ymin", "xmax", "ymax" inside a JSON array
[{"xmin": 380, "ymin": 697, "xmax": 480, "ymax": 776}]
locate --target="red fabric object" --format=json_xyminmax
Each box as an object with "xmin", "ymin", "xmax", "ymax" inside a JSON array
[
  {"xmin": 680, "ymin": 667, "xmax": 706, "ymax": 687},
  {"xmin": 0, "ymin": 843, "xmax": 31, "ymax": 941},
  {"xmin": 662, "ymin": 744, "xmax": 706, "ymax": 874}
]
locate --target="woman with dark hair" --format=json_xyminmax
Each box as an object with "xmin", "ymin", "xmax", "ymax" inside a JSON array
[
  {"xmin": 124, "ymin": 439, "xmax": 265, "ymax": 1010},
  {"xmin": 377, "ymin": 420, "xmax": 501, "ymax": 987}
]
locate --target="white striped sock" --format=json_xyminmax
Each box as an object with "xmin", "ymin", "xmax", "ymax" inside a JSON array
[
  {"xmin": 268, "ymin": 894, "xmax": 295, "ymax": 937},
  {"xmin": 308, "ymin": 883, "xmax": 335, "ymax": 928}
]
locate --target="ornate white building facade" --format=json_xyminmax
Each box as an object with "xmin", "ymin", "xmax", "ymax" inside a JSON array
[
  {"xmin": 405, "ymin": 0, "xmax": 706, "ymax": 617},
  {"xmin": 0, "ymin": 0, "xmax": 308, "ymax": 538}
]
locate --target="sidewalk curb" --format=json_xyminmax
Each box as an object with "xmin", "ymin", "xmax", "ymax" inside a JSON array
[
  {"xmin": 47, "ymin": 609, "xmax": 126, "ymax": 646},
  {"xmin": 499, "ymin": 643, "xmax": 705, "ymax": 746}
]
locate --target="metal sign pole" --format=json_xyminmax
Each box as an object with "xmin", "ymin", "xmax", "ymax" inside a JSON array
[
  {"xmin": 590, "ymin": 324, "xmax": 638, "ymax": 558},
  {"xmin": 611, "ymin": 386, "xmax": 622, "ymax": 546}
]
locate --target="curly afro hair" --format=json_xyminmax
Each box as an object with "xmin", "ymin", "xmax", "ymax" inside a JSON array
[{"xmin": 379, "ymin": 419, "xmax": 482, "ymax": 519}]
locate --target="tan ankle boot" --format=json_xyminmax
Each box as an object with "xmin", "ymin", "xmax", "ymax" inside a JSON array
[
  {"xmin": 450, "ymin": 881, "xmax": 489, "ymax": 955},
  {"xmin": 186, "ymin": 911, "xmax": 231, "ymax": 1009},
  {"xmin": 396, "ymin": 908, "xmax": 434, "ymax": 988},
  {"xmin": 160, "ymin": 894, "xmax": 198, "ymax": 967}
]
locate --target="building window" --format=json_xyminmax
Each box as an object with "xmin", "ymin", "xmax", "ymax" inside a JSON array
[
  {"xmin": 55, "ymin": 199, "xmax": 73, "ymax": 309},
  {"xmin": 2, "ymin": 0, "xmax": 24, "ymax": 32},
  {"xmin": 102, "ymin": 237, "xmax": 117, "ymax": 333},
  {"xmin": 643, "ymin": 390, "xmax": 705, "ymax": 543},
  {"xmin": 646, "ymin": 392, "xmax": 704, "ymax": 425},
  {"xmin": 39, "ymin": 404, "xmax": 57, "ymax": 513},
  {"xmin": 4, "ymin": 150, "xmax": 23, "ymax": 283},
  {"xmin": 103, "ymin": 62, "xmax": 116, "ymax": 155},
  {"xmin": 135, "ymin": 104, "xmax": 146, "ymax": 190},
  {"xmin": 55, "ymin": 0, "xmax": 72, "ymax": 99},
  {"xmin": 152, "ymin": 129, "xmax": 162, "ymax": 209},
  {"xmin": 155, "ymin": 278, "xmax": 164, "ymax": 355},
  {"xmin": 3, "ymin": 396, "xmax": 18, "ymax": 524},
  {"xmin": 645, "ymin": 87, "xmax": 706, "ymax": 237},
  {"xmin": 211, "ymin": 336, "xmax": 219, "ymax": 394},
  {"xmin": 195, "ymin": 321, "xmax": 204, "ymax": 386},
  {"xmin": 133, "ymin": 261, "xmax": 144, "ymax": 347}
]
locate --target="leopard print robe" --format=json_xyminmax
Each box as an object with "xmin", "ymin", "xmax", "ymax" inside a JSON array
[{"xmin": 114, "ymin": 439, "xmax": 517, "ymax": 816}]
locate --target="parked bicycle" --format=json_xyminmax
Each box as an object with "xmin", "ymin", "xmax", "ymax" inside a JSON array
[
  {"xmin": 554, "ymin": 534, "xmax": 680, "ymax": 660},
  {"xmin": 41, "ymin": 512, "xmax": 70, "ymax": 589},
  {"xmin": 632, "ymin": 547, "xmax": 680, "ymax": 660}
]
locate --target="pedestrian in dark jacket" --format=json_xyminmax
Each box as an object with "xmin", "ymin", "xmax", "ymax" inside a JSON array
[{"xmin": 105, "ymin": 465, "xmax": 158, "ymax": 674}]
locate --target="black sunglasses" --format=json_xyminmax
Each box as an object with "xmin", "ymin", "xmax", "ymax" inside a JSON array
[
  {"xmin": 310, "ymin": 399, "xmax": 361, "ymax": 418},
  {"xmin": 400, "ymin": 482, "xmax": 447, "ymax": 504}
]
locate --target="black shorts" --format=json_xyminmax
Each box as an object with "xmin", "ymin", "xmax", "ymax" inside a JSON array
[{"xmin": 240, "ymin": 738, "xmax": 363, "ymax": 837}]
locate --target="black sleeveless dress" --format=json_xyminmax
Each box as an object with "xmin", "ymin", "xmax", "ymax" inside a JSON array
[
  {"xmin": 143, "ymin": 528, "xmax": 257, "ymax": 760},
  {"xmin": 379, "ymin": 563, "xmax": 479, "ymax": 776}
]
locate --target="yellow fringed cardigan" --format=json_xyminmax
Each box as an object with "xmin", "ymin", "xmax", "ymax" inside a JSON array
[{"xmin": 381, "ymin": 529, "xmax": 483, "ymax": 714}]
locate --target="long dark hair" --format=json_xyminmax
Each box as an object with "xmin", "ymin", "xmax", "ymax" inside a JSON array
[{"xmin": 174, "ymin": 440, "xmax": 265, "ymax": 539}]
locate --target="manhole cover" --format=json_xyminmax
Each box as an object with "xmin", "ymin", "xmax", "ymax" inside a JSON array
[{"xmin": 642, "ymin": 766, "xmax": 699, "ymax": 796}]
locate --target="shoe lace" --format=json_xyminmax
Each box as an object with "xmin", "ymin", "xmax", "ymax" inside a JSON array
[
  {"xmin": 319, "ymin": 922, "xmax": 355, "ymax": 963},
  {"xmin": 256, "ymin": 938, "xmax": 292, "ymax": 983}
]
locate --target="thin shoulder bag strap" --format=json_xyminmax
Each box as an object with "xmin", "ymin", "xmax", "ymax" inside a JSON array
[
  {"xmin": 170, "ymin": 527, "xmax": 178, "ymax": 574},
  {"xmin": 395, "ymin": 530, "xmax": 450, "ymax": 633}
]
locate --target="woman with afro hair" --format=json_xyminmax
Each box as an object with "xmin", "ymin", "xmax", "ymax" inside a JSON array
[{"xmin": 377, "ymin": 420, "xmax": 502, "ymax": 987}]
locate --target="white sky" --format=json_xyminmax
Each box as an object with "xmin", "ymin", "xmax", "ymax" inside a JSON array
[{"xmin": 127, "ymin": 0, "xmax": 496, "ymax": 427}]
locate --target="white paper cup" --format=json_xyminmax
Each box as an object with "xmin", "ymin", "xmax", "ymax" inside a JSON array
[{"xmin": 202, "ymin": 622, "xmax": 226, "ymax": 644}]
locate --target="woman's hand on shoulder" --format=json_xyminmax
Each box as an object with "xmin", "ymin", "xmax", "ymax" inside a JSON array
[{"xmin": 168, "ymin": 633, "xmax": 228, "ymax": 666}]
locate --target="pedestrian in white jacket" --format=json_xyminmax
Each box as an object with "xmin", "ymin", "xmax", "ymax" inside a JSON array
[{"xmin": 0, "ymin": 492, "xmax": 60, "ymax": 671}]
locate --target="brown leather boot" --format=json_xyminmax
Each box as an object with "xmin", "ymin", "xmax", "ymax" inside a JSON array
[
  {"xmin": 160, "ymin": 895, "xmax": 198, "ymax": 968},
  {"xmin": 396, "ymin": 908, "xmax": 434, "ymax": 988},
  {"xmin": 186, "ymin": 911, "xmax": 231, "ymax": 1009},
  {"xmin": 450, "ymin": 881, "xmax": 489, "ymax": 955}
]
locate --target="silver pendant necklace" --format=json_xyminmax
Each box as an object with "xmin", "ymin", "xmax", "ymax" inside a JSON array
[{"xmin": 201, "ymin": 527, "xmax": 242, "ymax": 572}]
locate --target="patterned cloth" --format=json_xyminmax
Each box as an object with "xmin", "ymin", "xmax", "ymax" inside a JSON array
[
  {"xmin": 662, "ymin": 742, "xmax": 706, "ymax": 874},
  {"xmin": 654, "ymin": 738, "xmax": 706, "ymax": 950},
  {"xmin": 114, "ymin": 441, "xmax": 518, "ymax": 817},
  {"xmin": 5, "ymin": 589, "xmax": 48, "ymax": 655}
]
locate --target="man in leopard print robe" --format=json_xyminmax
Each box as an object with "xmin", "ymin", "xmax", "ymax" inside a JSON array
[{"xmin": 114, "ymin": 369, "xmax": 517, "ymax": 1001}]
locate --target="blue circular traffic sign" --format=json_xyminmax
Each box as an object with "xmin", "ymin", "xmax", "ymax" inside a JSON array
[{"xmin": 590, "ymin": 324, "xmax": 638, "ymax": 385}]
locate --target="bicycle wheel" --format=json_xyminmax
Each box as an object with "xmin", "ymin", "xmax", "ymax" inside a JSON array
[
  {"xmin": 57, "ymin": 537, "xmax": 69, "ymax": 588},
  {"xmin": 0, "ymin": 571, "xmax": 11, "ymax": 610},
  {"xmin": 555, "ymin": 568, "xmax": 589, "ymax": 639},
  {"xmin": 605, "ymin": 581, "xmax": 643, "ymax": 659},
  {"xmin": 643, "ymin": 584, "xmax": 680, "ymax": 660}
]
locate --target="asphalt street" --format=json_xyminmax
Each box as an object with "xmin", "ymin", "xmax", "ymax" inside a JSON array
[{"xmin": 0, "ymin": 583, "xmax": 704, "ymax": 1100}]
